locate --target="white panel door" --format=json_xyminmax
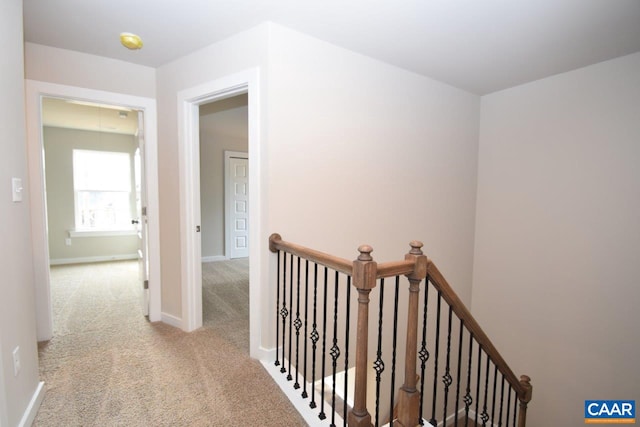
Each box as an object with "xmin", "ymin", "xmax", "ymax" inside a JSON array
[{"xmin": 226, "ymin": 153, "xmax": 249, "ymax": 259}]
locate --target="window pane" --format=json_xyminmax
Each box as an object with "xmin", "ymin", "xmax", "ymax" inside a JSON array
[
  {"xmin": 73, "ymin": 150, "xmax": 131, "ymax": 191},
  {"xmin": 76, "ymin": 191, "xmax": 131, "ymax": 229},
  {"xmin": 73, "ymin": 149, "xmax": 133, "ymax": 231}
]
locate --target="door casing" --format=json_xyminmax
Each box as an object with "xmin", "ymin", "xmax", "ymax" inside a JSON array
[
  {"xmin": 177, "ymin": 68, "xmax": 264, "ymax": 359},
  {"xmin": 25, "ymin": 80, "xmax": 162, "ymax": 340}
]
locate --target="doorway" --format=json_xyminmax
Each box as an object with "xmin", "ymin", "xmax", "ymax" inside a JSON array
[
  {"xmin": 198, "ymin": 95, "xmax": 249, "ymax": 262},
  {"xmin": 39, "ymin": 97, "xmax": 149, "ymax": 329},
  {"xmin": 26, "ymin": 80, "xmax": 161, "ymax": 341},
  {"xmin": 177, "ymin": 68, "xmax": 265, "ymax": 359}
]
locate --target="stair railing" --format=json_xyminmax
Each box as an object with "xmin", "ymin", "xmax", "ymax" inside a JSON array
[{"xmin": 269, "ymin": 233, "xmax": 532, "ymax": 427}]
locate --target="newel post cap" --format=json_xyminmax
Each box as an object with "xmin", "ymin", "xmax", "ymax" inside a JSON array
[
  {"xmin": 409, "ymin": 241, "xmax": 424, "ymax": 255},
  {"xmin": 357, "ymin": 245, "xmax": 374, "ymax": 261}
]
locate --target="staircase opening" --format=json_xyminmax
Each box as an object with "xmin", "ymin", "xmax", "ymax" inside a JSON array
[{"xmin": 266, "ymin": 233, "xmax": 532, "ymax": 427}]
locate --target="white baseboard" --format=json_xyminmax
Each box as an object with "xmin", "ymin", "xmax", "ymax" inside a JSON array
[
  {"xmin": 18, "ymin": 381, "xmax": 45, "ymax": 427},
  {"xmin": 202, "ymin": 255, "xmax": 228, "ymax": 263},
  {"xmin": 262, "ymin": 359, "xmax": 345, "ymax": 427},
  {"xmin": 161, "ymin": 312, "xmax": 183, "ymax": 329},
  {"xmin": 49, "ymin": 254, "xmax": 138, "ymax": 265}
]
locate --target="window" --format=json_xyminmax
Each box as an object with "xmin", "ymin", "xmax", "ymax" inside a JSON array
[{"xmin": 73, "ymin": 149, "xmax": 132, "ymax": 231}]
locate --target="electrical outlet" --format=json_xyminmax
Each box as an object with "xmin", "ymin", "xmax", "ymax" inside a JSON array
[
  {"xmin": 12, "ymin": 346, "xmax": 21, "ymax": 376},
  {"xmin": 65, "ymin": 238, "xmax": 72, "ymax": 246}
]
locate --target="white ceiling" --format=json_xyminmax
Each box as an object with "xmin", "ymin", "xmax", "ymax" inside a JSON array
[{"xmin": 24, "ymin": 0, "xmax": 640, "ymax": 94}]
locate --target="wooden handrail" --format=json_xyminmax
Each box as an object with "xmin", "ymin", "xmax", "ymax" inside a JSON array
[
  {"xmin": 376, "ymin": 260, "xmax": 415, "ymax": 278},
  {"xmin": 268, "ymin": 233, "xmax": 531, "ymax": 426},
  {"xmin": 426, "ymin": 261, "xmax": 528, "ymax": 399},
  {"xmin": 269, "ymin": 233, "xmax": 353, "ymax": 276}
]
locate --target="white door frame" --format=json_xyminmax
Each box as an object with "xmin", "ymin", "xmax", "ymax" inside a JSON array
[
  {"xmin": 25, "ymin": 80, "xmax": 162, "ymax": 340},
  {"xmin": 177, "ymin": 68, "xmax": 263, "ymax": 358},
  {"xmin": 225, "ymin": 151, "xmax": 249, "ymax": 259}
]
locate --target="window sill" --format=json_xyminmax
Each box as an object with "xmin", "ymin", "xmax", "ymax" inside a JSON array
[{"xmin": 68, "ymin": 229, "xmax": 137, "ymax": 238}]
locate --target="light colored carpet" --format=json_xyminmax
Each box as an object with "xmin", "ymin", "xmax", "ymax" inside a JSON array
[{"xmin": 34, "ymin": 259, "xmax": 306, "ymax": 426}]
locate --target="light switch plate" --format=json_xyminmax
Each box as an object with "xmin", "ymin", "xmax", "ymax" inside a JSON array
[{"xmin": 12, "ymin": 178, "xmax": 23, "ymax": 202}]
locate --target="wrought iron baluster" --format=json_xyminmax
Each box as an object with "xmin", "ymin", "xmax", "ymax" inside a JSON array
[
  {"xmin": 429, "ymin": 291, "xmax": 442, "ymax": 426},
  {"xmin": 505, "ymin": 386, "xmax": 512, "ymax": 427},
  {"xmin": 374, "ymin": 279, "xmax": 386, "ymax": 427},
  {"xmin": 287, "ymin": 253, "xmax": 294, "ymax": 381},
  {"xmin": 498, "ymin": 374, "xmax": 505, "ymax": 427},
  {"xmin": 319, "ymin": 266, "xmax": 329, "ymax": 420},
  {"xmin": 474, "ymin": 349, "xmax": 481, "ymax": 427},
  {"xmin": 463, "ymin": 334, "xmax": 474, "ymax": 427},
  {"xmin": 512, "ymin": 389, "xmax": 518, "ymax": 427},
  {"xmin": 390, "ymin": 276, "xmax": 401, "ymax": 427},
  {"xmin": 418, "ymin": 278, "xmax": 430, "ymax": 425},
  {"xmin": 302, "ymin": 259, "xmax": 309, "ymax": 399},
  {"xmin": 343, "ymin": 276, "xmax": 351, "ymax": 427},
  {"xmin": 294, "ymin": 256, "xmax": 302, "ymax": 388},
  {"xmin": 454, "ymin": 318, "xmax": 464, "ymax": 427},
  {"xmin": 275, "ymin": 250, "xmax": 281, "ymax": 367},
  {"xmin": 442, "ymin": 305, "xmax": 453, "ymax": 427},
  {"xmin": 481, "ymin": 353, "xmax": 490, "ymax": 426},
  {"xmin": 310, "ymin": 263, "xmax": 319, "ymax": 409},
  {"xmin": 280, "ymin": 251, "xmax": 288, "ymax": 374},
  {"xmin": 491, "ymin": 364, "xmax": 498, "ymax": 425},
  {"xmin": 330, "ymin": 271, "xmax": 341, "ymax": 427}
]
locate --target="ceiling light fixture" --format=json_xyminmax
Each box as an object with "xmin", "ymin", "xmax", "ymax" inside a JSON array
[{"xmin": 120, "ymin": 32, "xmax": 143, "ymax": 50}]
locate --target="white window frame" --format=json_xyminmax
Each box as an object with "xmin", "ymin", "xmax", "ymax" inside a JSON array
[{"xmin": 72, "ymin": 149, "xmax": 134, "ymax": 234}]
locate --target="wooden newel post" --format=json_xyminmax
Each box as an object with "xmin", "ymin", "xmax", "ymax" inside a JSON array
[
  {"xmin": 348, "ymin": 245, "xmax": 377, "ymax": 427},
  {"xmin": 396, "ymin": 241, "xmax": 428, "ymax": 427},
  {"xmin": 517, "ymin": 375, "xmax": 533, "ymax": 427}
]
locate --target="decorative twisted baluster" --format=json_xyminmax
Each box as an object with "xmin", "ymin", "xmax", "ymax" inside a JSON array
[
  {"xmin": 390, "ymin": 276, "xmax": 400, "ymax": 427},
  {"xmin": 491, "ymin": 365, "xmax": 499, "ymax": 424},
  {"xmin": 418, "ymin": 278, "xmax": 431, "ymax": 425},
  {"xmin": 343, "ymin": 276, "xmax": 351, "ymax": 427},
  {"xmin": 302, "ymin": 259, "xmax": 309, "ymax": 399},
  {"xmin": 506, "ymin": 385, "xmax": 512, "ymax": 427},
  {"xmin": 310, "ymin": 263, "xmax": 319, "ymax": 409},
  {"xmin": 374, "ymin": 279, "xmax": 385, "ymax": 427},
  {"xmin": 275, "ymin": 250, "xmax": 281, "ymax": 368},
  {"xmin": 287, "ymin": 253, "xmax": 294, "ymax": 381},
  {"xmin": 463, "ymin": 334, "xmax": 474, "ymax": 427},
  {"xmin": 280, "ymin": 251, "xmax": 288, "ymax": 374},
  {"xmin": 442, "ymin": 306, "xmax": 453, "ymax": 426},
  {"xmin": 430, "ymin": 291, "xmax": 442, "ymax": 426},
  {"xmin": 294, "ymin": 256, "xmax": 302, "ymax": 389},
  {"xmin": 330, "ymin": 271, "xmax": 341, "ymax": 427},
  {"xmin": 481, "ymin": 353, "xmax": 490, "ymax": 426},
  {"xmin": 499, "ymin": 375, "xmax": 505, "ymax": 427},
  {"xmin": 319, "ymin": 266, "xmax": 329, "ymax": 421},
  {"xmin": 454, "ymin": 318, "xmax": 464, "ymax": 427}
]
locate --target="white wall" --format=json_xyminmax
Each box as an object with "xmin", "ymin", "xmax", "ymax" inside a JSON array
[
  {"xmin": 472, "ymin": 52, "xmax": 640, "ymax": 427},
  {"xmin": 267, "ymin": 24, "xmax": 480, "ymax": 296},
  {"xmin": 0, "ymin": 1, "xmax": 42, "ymax": 425},
  {"xmin": 155, "ymin": 24, "xmax": 268, "ymax": 318},
  {"xmin": 25, "ymin": 43, "xmax": 156, "ymax": 98}
]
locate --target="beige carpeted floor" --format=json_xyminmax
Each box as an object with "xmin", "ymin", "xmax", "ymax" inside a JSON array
[{"xmin": 34, "ymin": 259, "xmax": 307, "ymax": 426}]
